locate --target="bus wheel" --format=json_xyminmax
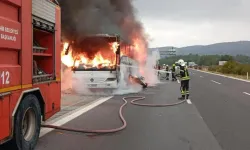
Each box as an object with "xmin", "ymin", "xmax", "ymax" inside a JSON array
[{"xmin": 13, "ymin": 94, "xmax": 41, "ymax": 150}]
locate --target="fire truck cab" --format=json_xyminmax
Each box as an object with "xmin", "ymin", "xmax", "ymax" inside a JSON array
[{"xmin": 0, "ymin": 0, "xmax": 61, "ymax": 149}]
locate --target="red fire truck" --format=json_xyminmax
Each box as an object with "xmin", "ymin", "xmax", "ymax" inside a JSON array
[{"xmin": 0, "ymin": 0, "xmax": 61, "ymax": 149}]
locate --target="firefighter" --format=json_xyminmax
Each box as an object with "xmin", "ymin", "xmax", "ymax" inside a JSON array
[
  {"xmin": 157, "ymin": 64, "xmax": 161, "ymax": 77},
  {"xmin": 166, "ymin": 64, "xmax": 169, "ymax": 80},
  {"xmin": 177, "ymin": 59, "xmax": 190, "ymax": 100},
  {"xmin": 171, "ymin": 63, "xmax": 177, "ymax": 81}
]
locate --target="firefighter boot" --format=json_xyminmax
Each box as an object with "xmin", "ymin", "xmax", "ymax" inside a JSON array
[
  {"xmin": 178, "ymin": 95, "xmax": 185, "ymax": 100},
  {"xmin": 186, "ymin": 94, "xmax": 189, "ymax": 100}
]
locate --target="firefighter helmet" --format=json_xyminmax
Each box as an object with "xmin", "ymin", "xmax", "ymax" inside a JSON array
[
  {"xmin": 177, "ymin": 59, "xmax": 184, "ymax": 64},
  {"xmin": 180, "ymin": 61, "xmax": 186, "ymax": 66}
]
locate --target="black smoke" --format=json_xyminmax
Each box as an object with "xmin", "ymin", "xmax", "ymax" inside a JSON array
[{"xmin": 58, "ymin": 0, "xmax": 148, "ymax": 53}]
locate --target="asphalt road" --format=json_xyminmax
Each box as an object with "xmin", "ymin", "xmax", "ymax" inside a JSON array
[
  {"xmin": 189, "ymin": 69, "xmax": 250, "ymax": 150},
  {"xmin": 36, "ymin": 81, "xmax": 221, "ymax": 150}
]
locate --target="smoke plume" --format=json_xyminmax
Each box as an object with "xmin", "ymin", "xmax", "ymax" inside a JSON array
[
  {"xmin": 113, "ymin": 64, "xmax": 143, "ymax": 95},
  {"xmin": 59, "ymin": 0, "xmax": 153, "ymax": 95},
  {"xmin": 58, "ymin": 0, "xmax": 148, "ymax": 59}
]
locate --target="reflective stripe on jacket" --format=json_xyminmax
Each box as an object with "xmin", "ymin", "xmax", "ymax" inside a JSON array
[{"xmin": 180, "ymin": 66, "xmax": 190, "ymax": 80}]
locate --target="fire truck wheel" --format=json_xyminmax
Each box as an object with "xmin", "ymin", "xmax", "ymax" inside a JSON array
[{"xmin": 13, "ymin": 94, "xmax": 41, "ymax": 150}]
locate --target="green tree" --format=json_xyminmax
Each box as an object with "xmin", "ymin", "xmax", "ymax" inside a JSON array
[
  {"xmin": 220, "ymin": 55, "xmax": 233, "ymax": 61},
  {"xmin": 159, "ymin": 54, "xmax": 250, "ymax": 67}
]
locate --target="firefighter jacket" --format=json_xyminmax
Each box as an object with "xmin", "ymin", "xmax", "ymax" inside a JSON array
[
  {"xmin": 172, "ymin": 64, "xmax": 176, "ymax": 72},
  {"xmin": 179, "ymin": 66, "xmax": 190, "ymax": 81}
]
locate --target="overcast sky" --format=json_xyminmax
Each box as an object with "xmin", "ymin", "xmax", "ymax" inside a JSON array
[{"xmin": 133, "ymin": 0, "xmax": 250, "ymax": 48}]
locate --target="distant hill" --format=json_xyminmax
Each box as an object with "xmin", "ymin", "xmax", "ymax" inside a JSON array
[{"xmin": 149, "ymin": 41, "xmax": 250, "ymax": 56}]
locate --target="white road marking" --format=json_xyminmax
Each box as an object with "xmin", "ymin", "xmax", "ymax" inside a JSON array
[
  {"xmin": 61, "ymin": 99, "xmax": 86, "ymax": 110},
  {"xmin": 177, "ymin": 80, "xmax": 180, "ymax": 83},
  {"xmin": 211, "ymin": 80, "xmax": 221, "ymax": 85},
  {"xmin": 243, "ymin": 92, "xmax": 250, "ymax": 96},
  {"xmin": 40, "ymin": 96, "xmax": 113, "ymax": 137},
  {"xmin": 186, "ymin": 99, "xmax": 192, "ymax": 104},
  {"xmin": 200, "ymin": 76, "xmax": 204, "ymax": 78},
  {"xmin": 191, "ymin": 69, "xmax": 250, "ymax": 83}
]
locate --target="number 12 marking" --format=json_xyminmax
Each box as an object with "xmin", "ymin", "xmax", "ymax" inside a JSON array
[{"xmin": 1, "ymin": 71, "xmax": 10, "ymax": 85}]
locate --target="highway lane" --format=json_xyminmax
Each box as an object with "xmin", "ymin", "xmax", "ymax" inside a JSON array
[
  {"xmin": 36, "ymin": 81, "xmax": 221, "ymax": 150},
  {"xmin": 190, "ymin": 69, "xmax": 250, "ymax": 108},
  {"xmin": 189, "ymin": 69, "xmax": 250, "ymax": 150},
  {"xmin": 190, "ymin": 69, "xmax": 250, "ymax": 94}
]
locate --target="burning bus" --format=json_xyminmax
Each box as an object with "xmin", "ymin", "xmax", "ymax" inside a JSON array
[
  {"xmin": 61, "ymin": 34, "xmax": 147, "ymax": 90},
  {"xmin": 69, "ymin": 34, "xmax": 120, "ymax": 89}
]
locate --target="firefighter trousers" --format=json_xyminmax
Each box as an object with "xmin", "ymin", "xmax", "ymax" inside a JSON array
[
  {"xmin": 166, "ymin": 72, "xmax": 169, "ymax": 79},
  {"xmin": 180, "ymin": 80, "xmax": 189, "ymax": 98},
  {"xmin": 172, "ymin": 72, "xmax": 177, "ymax": 81}
]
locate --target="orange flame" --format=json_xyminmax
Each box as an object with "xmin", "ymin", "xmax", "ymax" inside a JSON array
[
  {"xmin": 61, "ymin": 39, "xmax": 145, "ymax": 70},
  {"xmin": 61, "ymin": 42, "xmax": 120, "ymax": 69},
  {"xmin": 61, "ymin": 43, "xmax": 74, "ymax": 67},
  {"xmin": 132, "ymin": 38, "xmax": 147, "ymax": 76}
]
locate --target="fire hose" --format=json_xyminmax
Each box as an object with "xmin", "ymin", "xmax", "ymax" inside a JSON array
[{"xmin": 42, "ymin": 96, "xmax": 187, "ymax": 134}]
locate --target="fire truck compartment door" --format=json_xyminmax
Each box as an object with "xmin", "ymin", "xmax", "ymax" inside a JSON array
[
  {"xmin": 0, "ymin": 95, "xmax": 10, "ymax": 141},
  {"xmin": 32, "ymin": 0, "xmax": 56, "ymax": 24}
]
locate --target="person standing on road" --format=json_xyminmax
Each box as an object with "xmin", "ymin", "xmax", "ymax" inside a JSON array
[
  {"xmin": 166, "ymin": 65, "xmax": 169, "ymax": 80},
  {"xmin": 177, "ymin": 60, "xmax": 190, "ymax": 100},
  {"xmin": 157, "ymin": 64, "xmax": 161, "ymax": 77},
  {"xmin": 171, "ymin": 63, "xmax": 177, "ymax": 81}
]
